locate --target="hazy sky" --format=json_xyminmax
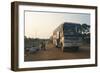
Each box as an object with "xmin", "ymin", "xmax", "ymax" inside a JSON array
[{"xmin": 25, "ymin": 11, "xmax": 90, "ymax": 39}]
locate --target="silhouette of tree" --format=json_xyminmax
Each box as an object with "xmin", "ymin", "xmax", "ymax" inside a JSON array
[
  {"xmin": 81, "ymin": 23, "xmax": 90, "ymax": 44},
  {"xmin": 81, "ymin": 23, "xmax": 90, "ymax": 34}
]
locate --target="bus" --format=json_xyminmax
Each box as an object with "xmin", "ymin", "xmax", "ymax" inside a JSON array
[{"xmin": 52, "ymin": 22, "xmax": 82, "ymax": 51}]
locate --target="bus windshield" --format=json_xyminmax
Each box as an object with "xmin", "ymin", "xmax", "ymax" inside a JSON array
[{"xmin": 63, "ymin": 24, "xmax": 81, "ymax": 36}]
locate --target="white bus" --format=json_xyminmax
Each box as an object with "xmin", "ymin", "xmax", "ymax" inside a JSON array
[{"xmin": 52, "ymin": 22, "xmax": 82, "ymax": 51}]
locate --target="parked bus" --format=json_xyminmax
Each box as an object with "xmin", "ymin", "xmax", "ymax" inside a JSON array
[{"xmin": 52, "ymin": 22, "xmax": 82, "ymax": 51}]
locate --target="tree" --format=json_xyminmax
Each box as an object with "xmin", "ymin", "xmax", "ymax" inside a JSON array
[
  {"xmin": 81, "ymin": 23, "xmax": 90, "ymax": 44},
  {"xmin": 81, "ymin": 23, "xmax": 90, "ymax": 34}
]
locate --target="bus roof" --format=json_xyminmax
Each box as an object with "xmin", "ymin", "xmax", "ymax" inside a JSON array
[
  {"xmin": 63, "ymin": 22, "xmax": 81, "ymax": 28},
  {"xmin": 63, "ymin": 22, "xmax": 80, "ymax": 26}
]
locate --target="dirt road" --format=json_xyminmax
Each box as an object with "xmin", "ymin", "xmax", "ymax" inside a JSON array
[{"xmin": 24, "ymin": 43, "xmax": 90, "ymax": 61}]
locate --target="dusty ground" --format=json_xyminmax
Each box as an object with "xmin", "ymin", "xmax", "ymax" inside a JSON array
[{"xmin": 24, "ymin": 43, "xmax": 90, "ymax": 61}]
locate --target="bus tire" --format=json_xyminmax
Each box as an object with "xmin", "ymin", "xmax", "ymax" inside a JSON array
[
  {"xmin": 74, "ymin": 47, "xmax": 79, "ymax": 52},
  {"xmin": 61, "ymin": 43, "xmax": 64, "ymax": 51}
]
